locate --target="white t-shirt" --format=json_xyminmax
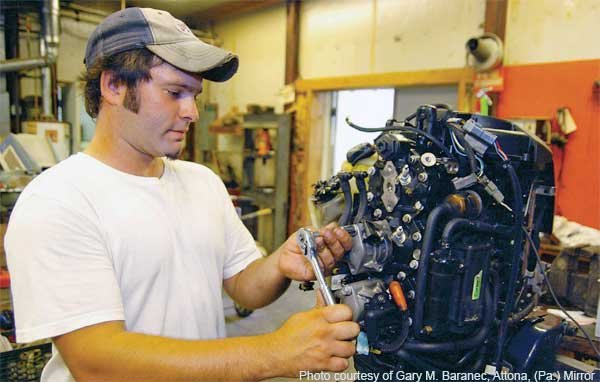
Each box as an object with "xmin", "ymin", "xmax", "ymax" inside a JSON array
[{"xmin": 5, "ymin": 153, "xmax": 262, "ymax": 382}]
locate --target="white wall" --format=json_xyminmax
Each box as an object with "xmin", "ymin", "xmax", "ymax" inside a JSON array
[
  {"xmin": 19, "ymin": 17, "xmax": 95, "ymax": 97},
  {"xmin": 57, "ymin": 18, "xmax": 97, "ymax": 83},
  {"xmin": 207, "ymin": 5, "xmax": 287, "ymax": 117},
  {"xmin": 299, "ymin": 0, "xmax": 486, "ymax": 78},
  {"xmin": 504, "ymin": 0, "xmax": 600, "ymax": 65}
]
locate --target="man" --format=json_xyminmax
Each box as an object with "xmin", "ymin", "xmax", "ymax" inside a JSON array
[{"xmin": 5, "ymin": 7, "xmax": 359, "ymax": 382}]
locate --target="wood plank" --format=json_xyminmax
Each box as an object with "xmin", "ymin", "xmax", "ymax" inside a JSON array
[
  {"xmin": 285, "ymin": 0, "xmax": 300, "ymax": 85},
  {"xmin": 295, "ymin": 68, "xmax": 474, "ymax": 92},
  {"xmin": 483, "ymin": 0, "xmax": 508, "ymax": 115},
  {"xmin": 484, "ymin": 0, "xmax": 507, "ymax": 41}
]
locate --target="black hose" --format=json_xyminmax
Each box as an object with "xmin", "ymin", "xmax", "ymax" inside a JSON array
[
  {"xmin": 441, "ymin": 218, "xmax": 513, "ymax": 245},
  {"xmin": 345, "ymin": 117, "xmax": 454, "ymax": 158},
  {"xmin": 403, "ymin": 282, "xmax": 496, "ymax": 353},
  {"xmin": 353, "ymin": 172, "xmax": 368, "ymax": 223},
  {"xmin": 413, "ymin": 202, "xmax": 455, "ymax": 334},
  {"xmin": 506, "ymin": 293, "xmax": 539, "ymax": 325},
  {"xmin": 493, "ymin": 163, "xmax": 524, "ymax": 366},
  {"xmin": 337, "ymin": 172, "xmax": 353, "ymax": 226}
]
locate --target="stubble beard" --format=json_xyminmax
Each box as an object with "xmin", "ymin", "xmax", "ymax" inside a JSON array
[{"xmin": 165, "ymin": 145, "xmax": 183, "ymax": 161}]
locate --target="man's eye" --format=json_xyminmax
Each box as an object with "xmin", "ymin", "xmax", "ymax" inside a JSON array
[{"xmin": 166, "ymin": 90, "xmax": 180, "ymax": 97}]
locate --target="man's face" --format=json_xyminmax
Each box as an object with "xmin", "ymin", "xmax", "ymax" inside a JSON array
[{"xmin": 118, "ymin": 63, "xmax": 202, "ymax": 160}]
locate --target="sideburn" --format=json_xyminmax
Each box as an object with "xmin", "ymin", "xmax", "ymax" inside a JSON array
[{"xmin": 123, "ymin": 86, "xmax": 140, "ymax": 113}]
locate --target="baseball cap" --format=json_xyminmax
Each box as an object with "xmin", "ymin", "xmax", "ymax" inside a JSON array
[{"xmin": 84, "ymin": 7, "xmax": 238, "ymax": 82}]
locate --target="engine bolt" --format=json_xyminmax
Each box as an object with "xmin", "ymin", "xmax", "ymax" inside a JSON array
[
  {"xmin": 418, "ymin": 172, "xmax": 428, "ymax": 182},
  {"xmin": 392, "ymin": 228, "xmax": 406, "ymax": 245},
  {"xmin": 402, "ymin": 214, "xmax": 412, "ymax": 223},
  {"xmin": 407, "ymin": 290, "xmax": 415, "ymax": 299},
  {"xmin": 342, "ymin": 286, "xmax": 353, "ymax": 296},
  {"xmin": 526, "ymin": 293, "xmax": 532, "ymax": 298},
  {"xmin": 367, "ymin": 192, "xmax": 374, "ymax": 202},
  {"xmin": 412, "ymin": 249, "xmax": 421, "ymax": 260},
  {"xmin": 367, "ymin": 167, "xmax": 376, "ymax": 176},
  {"xmin": 373, "ymin": 209, "xmax": 382, "ymax": 218},
  {"xmin": 397, "ymin": 271, "xmax": 407, "ymax": 280},
  {"xmin": 398, "ymin": 165, "xmax": 411, "ymax": 186},
  {"xmin": 408, "ymin": 318, "xmax": 413, "ymax": 326},
  {"xmin": 414, "ymin": 201, "xmax": 423, "ymax": 210},
  {"xmin": 420, "ymin": 152, "xmax": 437, "ymax": 167},
  {"xmin": 377, "ymin": 295, "xmax": 386, "ymax": 303},
  {"xmin": 412, "ymin": 232, "xmax": 422, "ymax": 242},
  {"xmin": 409, "ymin": 260, "xmax": 419, "ymax": 269}
]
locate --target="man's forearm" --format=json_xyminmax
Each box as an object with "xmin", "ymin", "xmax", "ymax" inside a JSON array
[
  {"xmin": 55, "ymin": 322, "xmax": 284, "ymax": 382},
  {"xmin": 225, "ymin": 248, "xmax": 291, "ymax": 309}
]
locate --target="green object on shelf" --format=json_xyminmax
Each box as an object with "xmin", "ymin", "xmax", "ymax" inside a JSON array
[{"xmin": 480, "ymin": 96, "xmax": 489, "ymax": 116}]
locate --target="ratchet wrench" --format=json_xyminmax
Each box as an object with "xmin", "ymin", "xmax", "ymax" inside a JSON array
[{"xmin": 296, "ymin": 228, "xmax": 336, "ymax": 306}]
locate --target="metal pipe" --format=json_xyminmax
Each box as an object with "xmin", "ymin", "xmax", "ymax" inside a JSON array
[
  {"xmin": 42, "ymin": 0, "xmax": 60, "ymax": 58},
  {"xmin": 39, "ymin": 42, "xmax": 52, "ymax": 117},
  {"xmin": 0, "ymin": 57, "xmax": 49, "ymax": 73},
  {"xmin": 0, "ymin": 0, "xmax": 59, "ymax": 119},
  {"xmin": 4, "ymin": 8, "xmax": 21, "ymax": 133},
  {"xmin": 40, "ymin": 0, "xmax": 60, "ymax": 118}
]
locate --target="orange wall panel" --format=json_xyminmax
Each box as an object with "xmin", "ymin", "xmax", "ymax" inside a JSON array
[{"xmin": 496, "ymin": 60, "xmax": 600, "ymax": 229}]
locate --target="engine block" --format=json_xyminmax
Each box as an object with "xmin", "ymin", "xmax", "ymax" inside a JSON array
[{"xmin": 309, "ymin": 105, "xmax": 563, "ymax": 377}]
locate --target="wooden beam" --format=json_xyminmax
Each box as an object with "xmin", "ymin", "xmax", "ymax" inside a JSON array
[
  {"xmin": 484, "ymin": 0, "xmax": 507, "ymax": 41},
  {"xmin": 192, "ymin": 0, "xmax": 282, "ymax": 23},
  {"xmin": 484, "ymin": 0, "xmax": 508, "ymax": 115},
  {"xmin": 285, "ymin": 0, "xmax": 300, "ymax": 85},
  {"xmin": 295, "ymin": 67, "xmax": 474, "ymax": 93}
]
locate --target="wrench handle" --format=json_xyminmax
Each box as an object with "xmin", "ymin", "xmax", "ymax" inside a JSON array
[{"xmin": 309, "ymin": 255, "xmax": 335, "ymax": 306}]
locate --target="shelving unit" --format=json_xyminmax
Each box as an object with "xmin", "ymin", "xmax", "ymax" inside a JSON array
[
  {"xmin": 240, "ymin": 114, "xmax": 291, "ymax": 252},
  {"xmin": 197, "ymin": 111, "xmax": 291, "ymax": 253}
]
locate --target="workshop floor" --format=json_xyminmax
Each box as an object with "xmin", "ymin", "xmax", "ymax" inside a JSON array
[{"xmin": 224, "ymin": 281, "xmax": 357, "ymax": 382}]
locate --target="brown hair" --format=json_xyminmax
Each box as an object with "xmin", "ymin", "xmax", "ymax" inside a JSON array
[{"xmin": 81, "ymin": 48, "xmax": 163, "ymax": 118}]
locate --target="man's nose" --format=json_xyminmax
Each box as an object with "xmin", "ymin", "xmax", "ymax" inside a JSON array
[{"xmin": 180, "ymin": 97, "xmax": 199, "ymax": 122}]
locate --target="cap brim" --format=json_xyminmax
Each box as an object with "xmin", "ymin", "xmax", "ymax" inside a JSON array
[{"xmin": 146, "ymin": 40, "xmax": 238, "ymax": 82}]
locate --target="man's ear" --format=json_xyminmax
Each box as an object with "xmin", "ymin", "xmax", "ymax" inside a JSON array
[{"xmin": 99, "ymin": 71, "xmax": 127, "ymax": 106}]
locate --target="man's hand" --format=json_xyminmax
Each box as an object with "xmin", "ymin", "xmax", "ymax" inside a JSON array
[
  {"xmin": 267, "ymin": 304, "xmax": 360, "ymax": 376},
  {"xmin": 278, "ymin": 223, "xmax": 352, "ymax": 281}
]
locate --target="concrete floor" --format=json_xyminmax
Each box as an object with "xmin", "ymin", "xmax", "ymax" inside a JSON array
[{"xmin": 224, "ymin": 281, "xmax": 357, "ymax": 382}]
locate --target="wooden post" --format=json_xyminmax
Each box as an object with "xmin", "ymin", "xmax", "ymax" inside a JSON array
[{"xmin": 285, "ymin": 0, "xmax": 300, "ymax": 85}]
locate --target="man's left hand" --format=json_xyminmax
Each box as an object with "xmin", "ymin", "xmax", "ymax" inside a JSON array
[{"xmin": 278, "ymin": 223, "xmax": 352, "ymax": 281}]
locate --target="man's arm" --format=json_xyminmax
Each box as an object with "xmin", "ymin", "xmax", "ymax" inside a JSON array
[
  {"xmin": 54, "ymin": 306, "xmax": 359, "ymax": 382},
  {"xmin": 223, "ymin": 224, "xmax": 352, "ymax": 309}
]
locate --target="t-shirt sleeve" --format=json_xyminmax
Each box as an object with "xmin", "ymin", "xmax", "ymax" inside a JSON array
[
  {"xmin": 5, "ymin": 193, "xmax": 124, "ymax": 343},
  {"xmin": 214, "ymin": 179, "xmax": 263, "ymax": 280}
]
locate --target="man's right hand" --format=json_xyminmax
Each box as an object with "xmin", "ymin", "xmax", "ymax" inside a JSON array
[{"xmin": 267, "ymin": 304, "xmax": 360, "ymax": 377}]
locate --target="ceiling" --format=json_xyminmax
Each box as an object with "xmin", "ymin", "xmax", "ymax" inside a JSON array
[{"xmin": 64, "ymin": 0, "xmax": 282, "ymax": 28}]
